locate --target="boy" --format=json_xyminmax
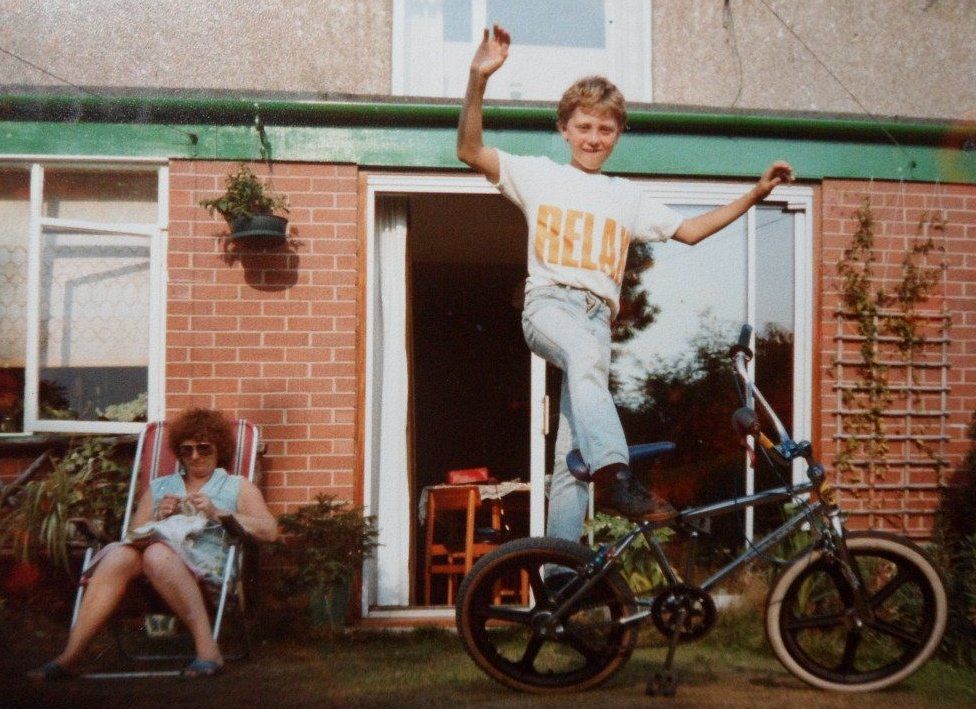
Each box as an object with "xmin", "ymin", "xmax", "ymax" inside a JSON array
[{"xmin": 457, "ymin": 25, "xmax": 794, "ymax": 543}]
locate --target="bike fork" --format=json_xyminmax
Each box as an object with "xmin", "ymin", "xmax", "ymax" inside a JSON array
[{"xmin": 819, "ymin": 508, "xmax": 876, "ymax": 623}]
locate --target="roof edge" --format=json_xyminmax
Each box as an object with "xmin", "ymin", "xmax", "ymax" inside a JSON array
[{"xmin": 1, "ymin": 91, "xmax": 973, "ymax": 147}]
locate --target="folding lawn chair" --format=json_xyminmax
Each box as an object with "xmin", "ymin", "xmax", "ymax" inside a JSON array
[{"xmin": 70, "ymin": 419, "xmax": 261, "ymax": 678}]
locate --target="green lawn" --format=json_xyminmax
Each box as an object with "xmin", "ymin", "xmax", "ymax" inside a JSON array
[
  {"xmin": 314, "ymin": 629, "xmax": 976, "ymax": 708},
  {"xmin": 6, "ymin": 614, "xmax": 976, "ymax": 709}
]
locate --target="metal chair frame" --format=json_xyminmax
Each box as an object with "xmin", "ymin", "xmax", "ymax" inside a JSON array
[{"xmin": 70, "ymin": 419, "xmax": 260, "ymax": 677}]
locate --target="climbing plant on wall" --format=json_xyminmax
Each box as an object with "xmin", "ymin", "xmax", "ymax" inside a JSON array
[{"xmin": 834, "ymin": 198, "xmax": 948, "ymax": 499}]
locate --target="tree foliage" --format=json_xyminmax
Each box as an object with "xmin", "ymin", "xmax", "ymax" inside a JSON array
[
  {"xmin": 613, "ymin": 322, "xmax": 795, "ymax": 545},
  {"xmin": 613, "ymin": 243, "xmax": 660, "ymax": 342}
]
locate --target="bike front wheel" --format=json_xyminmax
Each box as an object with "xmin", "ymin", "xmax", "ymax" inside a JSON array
[
  {"xmin": 456, "ymin": 536, "xmax": 637, "ymax": 693},
  {"xmin": 765, "ymin": 531, "xmax": 948, "ymax": 692}
]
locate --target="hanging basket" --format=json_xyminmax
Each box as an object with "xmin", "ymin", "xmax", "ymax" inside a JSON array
[{"xmin": 229, "ymin": 214, "xmax": 289, "ymax": 244}]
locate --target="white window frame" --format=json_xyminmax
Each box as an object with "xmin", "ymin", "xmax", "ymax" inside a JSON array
[
  {"xmin": 641, "ymin": 181, "xmax": 814, "ymax": 539},
  {"xmin": 3, "ymin": 156, "xmax": 168, "ymax": 435},
  {"xmin": 361, "ymin": 172, "xmax": 812, "ymax": 617},
  {"xmin": 391, "ymin": 0, "xmax": 653, "ymax": 102}
]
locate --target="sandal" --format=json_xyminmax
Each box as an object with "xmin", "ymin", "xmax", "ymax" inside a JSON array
[
  {"xmin": 27, "ymin": 661, "xmax": 76, "ymax": 681},
  {"xmin": 182, "ymin": 658, "xmax": 224, "ymax": 678}
]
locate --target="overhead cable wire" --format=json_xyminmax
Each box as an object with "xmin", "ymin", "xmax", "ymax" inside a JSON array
[
  {"xmin": 723, "ymin": 0, "xmax": 745, "ymax": 108},
  {"xmin": 755, "ymin": 0, "xmax": 916, "ymax": 169},
  {"xmin": 0, "ymin": 44, "xmax": 199, "ymax": 145}
]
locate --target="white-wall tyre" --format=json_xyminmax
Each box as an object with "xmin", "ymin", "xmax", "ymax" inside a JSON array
[{"xmin": 765, "ymin": 532, "xmax": 947, "ymax": 692}]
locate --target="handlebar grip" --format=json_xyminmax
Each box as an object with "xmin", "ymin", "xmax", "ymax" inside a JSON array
[
  {"xmin": 738, "ymin": 324, "xmax": 753, "ymax": 349},
  {"xmin": 729, "ymin": 323, "xmax": 754, "ymax": 361}
]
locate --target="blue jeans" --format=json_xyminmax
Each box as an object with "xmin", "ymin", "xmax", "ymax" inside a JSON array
[{"xmin": 522, "ymin": 285, "xmax": 628, "ymax": 543}]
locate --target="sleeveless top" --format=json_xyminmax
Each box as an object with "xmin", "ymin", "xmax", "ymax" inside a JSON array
[{"xmin": 149, "ymin": 468, "xmax": 242, "ymax": 583}]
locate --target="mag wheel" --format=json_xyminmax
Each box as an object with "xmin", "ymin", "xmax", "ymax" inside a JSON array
[
  {"xmin": 456, "ymin": 537, "xmax": 637, "ymax": 693},
  {"xmin": 766, "ymin": 532, "xmax": 947, "ymax": 692}
]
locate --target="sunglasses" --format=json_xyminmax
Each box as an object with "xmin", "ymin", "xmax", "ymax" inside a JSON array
[{"xmin": 177, "ymin": 442, "xmax": 216, "ymax": 458}]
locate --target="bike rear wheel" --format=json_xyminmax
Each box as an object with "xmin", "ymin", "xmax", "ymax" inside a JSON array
[
  {"xmin": 456, "ymin": 536, "xmax": 637, "ymax": 693},
  {"xmin": 765, "ymin": 532, "xmax": 947, "ymax": 692}
]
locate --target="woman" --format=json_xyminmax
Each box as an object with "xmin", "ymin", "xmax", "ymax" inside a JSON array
[{"xmin": 29, "ymin": 408, "xmax": 278, "ymax": 680}]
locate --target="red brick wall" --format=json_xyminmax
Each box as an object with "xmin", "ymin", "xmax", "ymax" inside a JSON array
[
  {"xmin": 819, "ymin": 180, "xmax": 976, "ymax": 537},
  {"xmin": 167, "ymin": 160, "xmax": 359, "ymax": 515}
]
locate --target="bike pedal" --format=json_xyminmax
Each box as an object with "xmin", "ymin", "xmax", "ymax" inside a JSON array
[
  {"xmin": 679, "ymin": 516, "xmax": 711, "ymax": 536},
  {"xmin": 645, "ymin": 671, "xmax": 677, "ymax": 698}
]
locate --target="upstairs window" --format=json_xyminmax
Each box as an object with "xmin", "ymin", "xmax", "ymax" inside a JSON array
[{"xmin": 393, "ymin": 0, "xmax": 652, "ymax": 102}]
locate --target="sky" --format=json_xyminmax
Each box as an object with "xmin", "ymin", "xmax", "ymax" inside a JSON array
[{"xmin": 613, "ymin": 203, "xmax": 796, "ymax": 392}]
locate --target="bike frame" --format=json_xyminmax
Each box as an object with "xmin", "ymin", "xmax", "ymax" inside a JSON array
[
  {"xmin": 456, "ymin": 324, "xmax": 947, "ymax": 697},
  {"xmin": 550, "ymin": 327, "xmax": 852, "ymax": 628}
]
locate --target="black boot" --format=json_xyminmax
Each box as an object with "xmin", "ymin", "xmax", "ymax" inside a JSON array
[{"xmin": 593, "ymin": 464, "xmax": 677, "ymax": 523}]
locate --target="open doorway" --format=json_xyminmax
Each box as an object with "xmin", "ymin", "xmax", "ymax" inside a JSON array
[
  {"xmin": 408, "ymin": 193, "xmax": 530, "ymax": 605},
  {"xmin": 364, "ymin": 175, "xmax": 812, "ymax": 615}
]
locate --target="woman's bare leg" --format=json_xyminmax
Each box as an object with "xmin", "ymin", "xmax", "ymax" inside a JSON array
[
  {"xmin": 54, "ymin": 544, "xmax": 143, "ymax": 669},
  {"xmin": 141, "ymin": 543, "xmax": 222, "ymax": 664}
]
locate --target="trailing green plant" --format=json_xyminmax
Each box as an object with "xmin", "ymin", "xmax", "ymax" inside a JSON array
[
  {"xmin": 585, "ymin": 512, "xmax": 673, "ymax": 593},
  {"xmin": 276, "ymin": 494, "xmax": 379, "ymax": 599},
  {"xmin": 835, "ymin": 200, "xmax": 890, "ymax": 482},
  {"xmin": 890, "ymin": 211, "xmax": 946, "ymax": 356},
  {"xmin": 199, "ymin": 164, "xmax": 290, "ymax": 221},
  {"xmin": 0, "ymin": 437, "xmax": 129, "ymax": 571},
  {"xmin": 834, "ymin": 198, "xmax": 948, "ymax": 483}
]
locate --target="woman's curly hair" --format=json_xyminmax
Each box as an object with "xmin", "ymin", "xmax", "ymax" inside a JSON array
[{"xmin": 167, "ymin": 408, "xmax": 236, "ymax": 470}]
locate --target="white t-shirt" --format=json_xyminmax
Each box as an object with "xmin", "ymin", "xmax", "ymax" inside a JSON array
[{"xmin": 494, "ymin": 150, "xmax": 683, "ymax": 318}]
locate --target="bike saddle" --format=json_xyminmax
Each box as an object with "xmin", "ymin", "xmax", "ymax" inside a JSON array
[{"xmin": 567, "ymin": 442, "xmax": 677, "ymax": 482}]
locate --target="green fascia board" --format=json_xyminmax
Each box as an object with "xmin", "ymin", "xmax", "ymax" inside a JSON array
[{"xmin": 1, "ymin": 94, "xmax": 974, "ymax": 183}]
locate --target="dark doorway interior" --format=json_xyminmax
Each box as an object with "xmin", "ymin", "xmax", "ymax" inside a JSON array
[{"xmin": 409, "ymin": 193, "xmax": 529, "ymax": 604}]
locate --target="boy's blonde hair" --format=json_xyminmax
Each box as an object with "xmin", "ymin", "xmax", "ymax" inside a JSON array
[{"xmin": 556, "ymin": 76, "xmax": 627, "ymax": 130}]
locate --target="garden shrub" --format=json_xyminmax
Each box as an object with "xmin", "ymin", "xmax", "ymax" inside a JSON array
[
  {"xmin": 586, "ymin": 512, "xmax": 673, "ymax": 593},
  {"xmin": 935, "ymin": 410, "xmax": 976, "ymax": 667},
  {"xmin": 0, "ymin": 437, "xmax": 128, "ymax": 571}
]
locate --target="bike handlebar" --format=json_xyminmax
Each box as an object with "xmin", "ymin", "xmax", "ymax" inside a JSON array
[
  {"xmin": 730, "ymin": 323, "xmax": 793, "ymax": 455},
  {"xmin": 729, "ymin": 324, "xmax": 826, "ymax": 483}
]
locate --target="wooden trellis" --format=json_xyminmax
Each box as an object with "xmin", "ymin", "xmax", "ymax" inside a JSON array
[{"xmin": 831, "ymin": 308, "xmax": 950, "ymax": 536}]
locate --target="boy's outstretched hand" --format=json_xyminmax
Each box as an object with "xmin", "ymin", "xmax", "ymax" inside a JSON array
[
  {"xmin": 755, "ymin": 161, "xmax": 795, "ymax": 199},
  {"xmin": 470, "ymin": 24, "xmax": 510, "ymax": 79}
]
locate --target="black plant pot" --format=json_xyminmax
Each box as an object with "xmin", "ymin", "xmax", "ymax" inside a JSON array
[{"xmin": 229, "ymin": 214, "xmax": 289, "ymax": 244}]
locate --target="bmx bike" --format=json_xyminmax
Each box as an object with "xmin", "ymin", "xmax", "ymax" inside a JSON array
[{"xmin": 455, "ymin": 324, "xmax": 948, "ymax": 696}]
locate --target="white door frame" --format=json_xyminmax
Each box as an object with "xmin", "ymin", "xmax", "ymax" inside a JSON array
[
  {"xmin": 362, "ymin": 173, "xmax": 548, "ymax": 619},
  {"xmin": 361, "ymin": 173, "xmax": 813, "ymax": 617}
]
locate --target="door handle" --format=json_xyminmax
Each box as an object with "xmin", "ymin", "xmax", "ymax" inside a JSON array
[{"xmin": 542, "ymin": 395, "xmax": 550, "ymax": 436}]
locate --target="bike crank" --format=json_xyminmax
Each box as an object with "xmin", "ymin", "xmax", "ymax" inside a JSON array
[{"xmin": 650, "ymin": 584, "xmax": 717, "ymax": 641}]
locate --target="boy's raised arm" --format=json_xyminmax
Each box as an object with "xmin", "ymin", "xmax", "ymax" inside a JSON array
[
  {"xmin": 457, "ymin": 25, "xmax": 510, "ymax": 183},
  {"xmin": 672, "ymin": 161, "xmax": 794, "ymax": 245}
]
